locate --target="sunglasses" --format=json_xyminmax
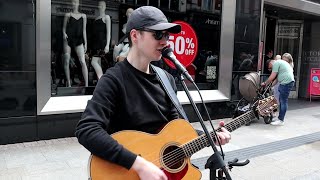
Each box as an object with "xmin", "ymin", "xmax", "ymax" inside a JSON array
[{"xmin": 137, "ymin": 28, "xmax": 170, "ymax": 41}]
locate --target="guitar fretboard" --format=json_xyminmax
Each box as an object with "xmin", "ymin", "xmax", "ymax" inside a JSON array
[{"xmin": 181, "ymin": 110, "xmax": 256, "ymax": 157}]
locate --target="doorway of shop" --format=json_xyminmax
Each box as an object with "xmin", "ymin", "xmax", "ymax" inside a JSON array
[
  {"xmin": 275, "ymin": 20, "xmax": 303, "ymax": 98},
  {"xmin": 262, "ymin": 16, "xmax": 303, "ymax": 98},
  {"xmin": 261, "ymin": 16, "xmax": 276, "ymax": 76}
]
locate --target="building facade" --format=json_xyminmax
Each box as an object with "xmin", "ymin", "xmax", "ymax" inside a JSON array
[{"xmin": 0, "ymin": 0, "xmax": 319, "ymax": 144}]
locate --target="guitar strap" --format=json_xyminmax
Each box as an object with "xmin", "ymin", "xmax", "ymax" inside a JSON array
[{"xmin": 151, "ymin": 65, "xmax": 189, "ymax": 121}]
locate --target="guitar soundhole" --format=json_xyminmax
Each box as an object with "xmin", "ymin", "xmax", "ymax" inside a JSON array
[{"xmin": 162, "ymin": 145, "xmax": 185, "ymax": 171}]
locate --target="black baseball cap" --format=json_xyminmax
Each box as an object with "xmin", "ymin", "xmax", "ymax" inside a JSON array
[{"xmin": 126, "ymin": 6, "xmax": 181, "ymax": 34}]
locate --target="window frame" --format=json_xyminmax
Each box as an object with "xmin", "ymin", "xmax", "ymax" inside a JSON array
[{"xmin": 36, "ymin": 0, "xmax": 236, "ymax": 115}]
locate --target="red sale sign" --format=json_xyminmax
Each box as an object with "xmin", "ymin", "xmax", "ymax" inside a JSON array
[
  {"xmin": 310, "ymin": 68, "xmax": 320, "ymax": 96},
  {"xmin": 164, "ymin": 21, "xmax": 198, "ymax": 69}
]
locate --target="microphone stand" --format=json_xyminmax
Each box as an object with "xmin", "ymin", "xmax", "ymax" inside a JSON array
[{"xmin": 177, "ymin": 74, "xmax": 232, "ymax": 180}]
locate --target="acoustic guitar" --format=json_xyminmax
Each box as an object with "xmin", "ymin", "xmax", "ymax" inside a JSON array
[{"xmin": 88, "ymin": 96, "xmax": 277, "ymax": 180}]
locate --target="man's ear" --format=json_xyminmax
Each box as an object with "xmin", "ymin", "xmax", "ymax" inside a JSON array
[{"xmin": 130, "ymin": 30, "xmax": 139, "ymax": 44}]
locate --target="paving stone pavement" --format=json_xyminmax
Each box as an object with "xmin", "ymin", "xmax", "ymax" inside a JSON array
[{"xmin": 0, "ymin": 99, "xmax": 319, "ymax": 180}]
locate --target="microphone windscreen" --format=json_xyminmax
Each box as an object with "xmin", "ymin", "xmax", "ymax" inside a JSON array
[{"xmin": 162, "ymin": 47, "xmax": 173, "ymax": 58}]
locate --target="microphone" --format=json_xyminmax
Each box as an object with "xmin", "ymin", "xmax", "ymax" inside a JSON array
[{"xmin": 162, "ymin": 47, "xmax": 194, "ymax": 83}]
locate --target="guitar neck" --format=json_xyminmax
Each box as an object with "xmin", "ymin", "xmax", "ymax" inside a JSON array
[{"xmin": 181, "ymin": 110, "xmax": 255, "ymax": 157}]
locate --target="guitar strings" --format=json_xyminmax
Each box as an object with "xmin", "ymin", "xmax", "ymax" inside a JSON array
[
  {"xmin": 156, "ymin": 110, "xmax": 256, "ymax": 167},
  {"xmin": 117, "ymin": 99, "xmax": 274, "ymax": 169},
  {"xmin": 158, "ymin": 113, "xmax": 253, "ymax": 168},
  {"xmin": 146, "ymin": 98, "xmax": 275, "ymax": 168},
  {"xmin": 162, "ymin": 101, "xmax": 272, "ymax": 168},
  {"xmin": 159, "ymin": 126, "xmax": 234, "ymax": 167},
  {"xmin": 150, "ymin": 110, "xmax": 257, "ymax": 168}
]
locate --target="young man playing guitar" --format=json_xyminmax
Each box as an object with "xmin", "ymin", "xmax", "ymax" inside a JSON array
[{"xmin": 75, "ymin": 6, "xmax": 231, "ymax": 180}]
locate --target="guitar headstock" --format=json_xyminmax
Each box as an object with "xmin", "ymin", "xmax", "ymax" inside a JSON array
[{"xmin": 256, "ymin": 95, "xmax": 278, "ymax": 116}]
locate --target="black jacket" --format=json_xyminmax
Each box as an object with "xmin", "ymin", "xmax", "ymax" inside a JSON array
[{"xmin": 75, "ymin": 59, "xmax": 179, "ymax": 169}]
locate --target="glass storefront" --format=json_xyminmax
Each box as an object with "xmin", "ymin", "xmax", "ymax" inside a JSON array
[
  {"xmin": 231, "ymin": 0, "xmax": 262, "ymax": 100},
  {"xmin": 2, "ymin": 0, "xmax": 261, "ymax": 144},
  {"xmin": 1, "ymin": 0, "xmax": 320, "ymax": 145},
  {"xmin": 263, "ymin": 1, "xmax": 320, "ymax": 98},
  {"xmin": 36, "ymin": 0, "xmax": 236, "ymax": 115},
  {"xmin": 274, "ymin": 20, "xmax": 304, "ymax": 92},
  {"xmin": 0, "ymin": 0, "xmax": 36, "ymax": 118},
  {"xmin": 50, "ymin": 0, "xmax": 223, "ymax": 96},
  {"xmin": 300, "ymin": 20, "xmax": 320, "ymax": 98}
]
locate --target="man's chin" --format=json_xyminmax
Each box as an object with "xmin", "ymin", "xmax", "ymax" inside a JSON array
[{"xmin": 151, "ymin": 57, "xmax": 162, "ymax": 62}]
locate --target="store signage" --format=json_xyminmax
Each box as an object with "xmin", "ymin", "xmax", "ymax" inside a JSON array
[
  {"xmin": 278, "ymin": 25, "xmax": 300, "ymax": 37},
  {"xmin": 52, "ymin": 3, "xmax": 96, "ymax": 18},
  {"xmin": 205, "ymin": 18, "xmax": 220, "ymax": 25},
  {"xmin": 165, "ymin": 21, "xmax": 198, "ymax": 69},
  {"xmin": 303, "ymin": 50, "xmax": 320, "ymax": 65},
  {"xmin": 310, "ymin": 68, "xmax": 320, "ymax": 96}
]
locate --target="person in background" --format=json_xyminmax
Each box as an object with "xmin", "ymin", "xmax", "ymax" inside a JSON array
[
  {"xmin": 270, "ymin": 54, "xmax": 281, "ymax": 117},
  {"xmin": 263, "ymin": 49, "xmax": 274, "ymax": 74},
  {"xmin": 261, "ymin": 59, "xmax": 294, "ymax": 126},
  {"xmin": 265, "ymin": 49, "xmax": 274, "ymax": 61},
  {"xmin": 282, "ymin": 53, "xmax": 294, "ymax": 68},
  {"xmin": 274, "ymin": 54, "xmax": 281, "ymax": 60},
  {"xmin": 75, "ymin": 6, "xmax": 231, "ymax": 180}
]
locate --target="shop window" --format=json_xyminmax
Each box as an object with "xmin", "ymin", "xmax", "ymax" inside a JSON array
[
  {"xmin": 50, "ymin": 0, "xmax": 222, "ymax": 96},
  {"xmin": 173, "ymin": 10, "xmax": 221, "ymax": 90},
  {"xmin": 231, "ymin": 0, "xmax": 262, "ymax": 100},
  {"xmin": 51, "ymin": 0, "xmax": 118, "ymax": 95},
  {"xmin": 0, "ymin": 0, "xmax": 36, "ymax": 117}
]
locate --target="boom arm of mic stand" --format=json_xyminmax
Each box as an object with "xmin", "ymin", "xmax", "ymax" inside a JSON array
[{"xmin": 177, "ymin": 74, "xmax": 232, "ymax": 180}]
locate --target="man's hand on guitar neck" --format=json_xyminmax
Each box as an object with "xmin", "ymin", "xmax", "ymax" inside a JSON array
[
  {"xmin": 132, "ymin": 156, "xmax": 168, "ymax": 180},
  {"xmin": 215, "ymin": 121, "xmax": 231, "ymax": 145}
]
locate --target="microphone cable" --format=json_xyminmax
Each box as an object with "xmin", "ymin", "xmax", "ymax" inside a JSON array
[
  {"xmin": 190, "ymin": 80, "xmax": 226, "ymax": 160},
  {"xmin": 162, "ymin": 46, "xmax": 225, "ymax": 158}
]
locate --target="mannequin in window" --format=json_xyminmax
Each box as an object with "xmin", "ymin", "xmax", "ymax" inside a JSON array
[
  {"xmin": 62, "ymin": 0, "xmax": 88, "ymax": 87},
  {"xmin": 113, "ymin": 8, "xmax": 134, "ymax": 62},
  {"xmin": 91, "ymin": 1, "xmax": 111, "ymax": 79}
]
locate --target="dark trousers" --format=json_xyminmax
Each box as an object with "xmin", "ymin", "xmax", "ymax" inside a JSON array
[{"xmin": 278, "ymin": 81, "xmax": 294, "ymax": 121}]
